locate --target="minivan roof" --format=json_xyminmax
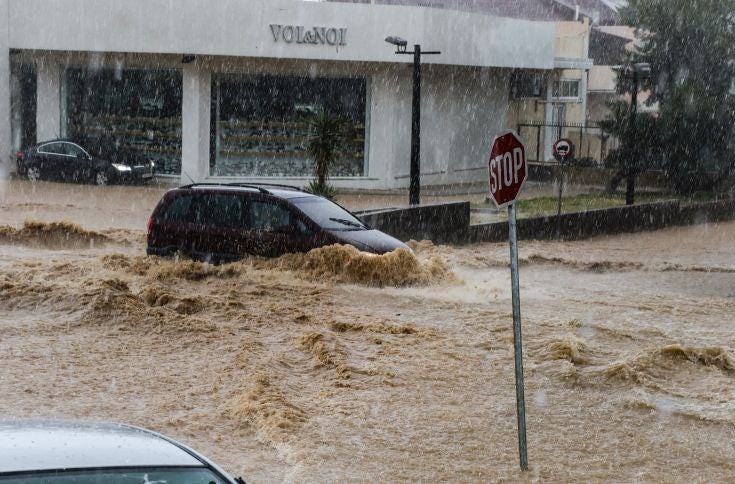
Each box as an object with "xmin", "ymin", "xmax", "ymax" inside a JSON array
[{"xmin": 181, "ymin": 184, "xmax": 319, "ymax": 200}]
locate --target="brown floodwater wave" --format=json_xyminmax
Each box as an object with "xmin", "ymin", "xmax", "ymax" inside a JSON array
[
  {"xmin": 101, "ymin": 243, "xmax": 454, "ymax": 288},
  {"xmin": 0, "ymin": 220, "xmax": 142, "ymax": 249},
  {"xmin": 0, "ymin": 221, "xmax": 111, "ymax": 249}
]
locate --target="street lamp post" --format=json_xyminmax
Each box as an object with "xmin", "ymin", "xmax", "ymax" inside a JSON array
[
  {"xmin": 621, "ymin": 62, "xmax": 651, "ymax": 205},
  {"xmin": 385, "ymin": 36, "xmax": 440, "ymax": 206}
]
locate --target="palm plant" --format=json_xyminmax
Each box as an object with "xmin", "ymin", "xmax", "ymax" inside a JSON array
[{"xmin": 306, "ymin": 109, "xmax": 344, "ymax": 200}]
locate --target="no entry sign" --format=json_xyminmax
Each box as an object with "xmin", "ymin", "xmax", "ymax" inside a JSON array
[
  {"xmin": 553, "ymin": 138, "xmax": 574, "ymax": 162},
  {"xmin": 487, "ymin": 131, "xmax": 528, "ymax": 208}
]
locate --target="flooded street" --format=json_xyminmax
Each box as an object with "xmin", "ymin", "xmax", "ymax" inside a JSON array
[{"xmin": 1, "ymin": 181, "xmax": 734, "ymax": 482}]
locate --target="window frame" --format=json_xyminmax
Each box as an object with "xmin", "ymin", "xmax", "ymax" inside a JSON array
[
  {"xmin": 37, "ymin": 142, "xmax": 66, "ymax": 156},
  {"xmin": 191, "ymin": 192, "xmax": 248, "ymax": 230},
  {"xmin": 552, "ymin": 79, "xmax": 581, "ymax": 101},
  {"xmin": 510, "ymin": 71, "xmax": 547, "ymax": 99},
  {"xmin": 246, "ymin": 196, "xmax": 299, "ymax": 233}
]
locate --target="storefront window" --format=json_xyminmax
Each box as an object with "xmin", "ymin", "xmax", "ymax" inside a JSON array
[
  {"xmin": 211, "ymin": 74, "xmax": 367, "ymax": 177},
  {"xmin": 63, "ymin": 68, "xmax": 182, "ymax": 175}
]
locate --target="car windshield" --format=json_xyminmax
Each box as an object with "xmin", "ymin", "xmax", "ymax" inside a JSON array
[
  {"xmin": 0, "ymin": 468, "xmax": 227, "ymax": 484},
  {"xmin": 290, "ymin": 197, "xmax": 367, "ymax": 231}
]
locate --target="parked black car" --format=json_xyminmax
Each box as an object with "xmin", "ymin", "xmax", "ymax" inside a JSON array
[
  {"xmin": 16, "ymin": 139, "xmax": 155, "ymax": 185},
  {"xmin": 147, "ymin": 183, "xmax": 409, "ymax": 261}
]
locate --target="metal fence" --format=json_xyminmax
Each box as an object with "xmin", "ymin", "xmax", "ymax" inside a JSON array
[{"xmin": 516, "ymin": 121, "xmax": 617, "ymax": 165}]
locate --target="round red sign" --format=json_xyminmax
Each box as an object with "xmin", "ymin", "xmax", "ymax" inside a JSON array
[
  {"xmin": 552, "ymin": 138, "xmax": 574, "ymax": 162},
  {"xmin": 487, "ymin": 131, "xmax": 527, "ymax": 208}
]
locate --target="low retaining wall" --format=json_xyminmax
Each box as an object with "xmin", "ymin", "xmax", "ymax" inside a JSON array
[
  {"xmin": 678, "ymin": 199, "xmax": 735, "ymax": 225},
  {"xmin": 359, "ymin": 199, "xmax": 735, "ymax": 244},
  {"xmin": 356, "ymin": 201, "xmax": 470, "ymax": 243},
  {"xmin": 467, "ymin": 201, "xmax": 681, "ymax": 243},
  {"xmin": 528, "ymin": 163, "xmax": 669, "ymax": 189},
  {"xmin": 468, "ymin": 199, "xmax": 735, "ymax": 244}
]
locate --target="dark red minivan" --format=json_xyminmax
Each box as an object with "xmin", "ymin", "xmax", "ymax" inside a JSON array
[{"xmin": 146, "ymin": 183, "xmax": 408, "ymax": 261}]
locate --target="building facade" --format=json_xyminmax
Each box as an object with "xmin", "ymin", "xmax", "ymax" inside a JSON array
[{"xmin": 0, "ymin": 0, "xmax": 595, "ymax": 189}]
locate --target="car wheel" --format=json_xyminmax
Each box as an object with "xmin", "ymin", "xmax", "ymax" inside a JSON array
[
  {"xmin": 94, "ymin": 170, "xmax": 109, "ymax": 186},
  {"xmin": 26, "ymin": 166, "xmax": 41, "ymax": 182}
]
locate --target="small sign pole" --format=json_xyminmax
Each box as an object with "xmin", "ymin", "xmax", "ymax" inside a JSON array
[
  {"xmin": 552, "ymin": 139, "xmax": 574, "ymax": 240},
  {"xmin": 507, "ymin": 202, "xmax": 528, "ymax": 471},
  {"xmin": 556, "ymin": 157, "xmax": 565, "ymax": 239}
]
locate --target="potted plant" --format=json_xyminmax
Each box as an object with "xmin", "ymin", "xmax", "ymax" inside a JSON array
[{"xmin": 306, "ymin": 109, "xmax": 344, "ymax": 200}]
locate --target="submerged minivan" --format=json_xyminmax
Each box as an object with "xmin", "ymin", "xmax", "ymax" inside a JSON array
[{"xmin": 146, "ymin": 183, "xmax": 408, "ymax": 261}]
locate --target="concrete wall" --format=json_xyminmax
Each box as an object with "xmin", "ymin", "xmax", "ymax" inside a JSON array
[
  {"xmin": 0, "ymin": 0, "xmax": 10, "ymax": 172},
  {"xmin": 467, "ymin": 199, "xmax": 735, "ymax": 244},
  {"xmin": 554, "ymin": 21, "xmax": 589, "ymax": 59},
  {"xmin": 7, "ymin": 0, "xmax": 555, "ymax": 70},
  {"xmin": 353, "ymin": 198, "xmax": 735, "ymax": 244},
  {"xmin": 357, "ymin": 201, "xmax": 470, "ymax": 243},
  {"xmin": 181, "ymin": 62, "xmax": 211, "ymax": 183},
  {"xmin": 468, "ymin": 201, "xmax": 682, "ymax": 243}
]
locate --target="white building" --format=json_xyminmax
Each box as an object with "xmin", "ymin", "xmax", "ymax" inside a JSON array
[{"xmin": 0, "ymin": 0, "xmax": 576, "ymax": 190}]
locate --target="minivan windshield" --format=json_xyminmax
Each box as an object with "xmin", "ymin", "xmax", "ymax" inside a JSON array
[
  {"xmin": 0, "ymin": 468, "xmax": 227, "ymax": 484},
  {"xmin": 290, "ymin": 197, "xmax": 368, "ymax": 231}
]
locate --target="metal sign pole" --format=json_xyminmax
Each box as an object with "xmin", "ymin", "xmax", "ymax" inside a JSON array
[
  {"xmin": 556, "ymin": 156, "xmax": 565, "ymax": 239},
  {"xmin": 507, "ymin": 202, "xmax": 528, "ymax": 471}
]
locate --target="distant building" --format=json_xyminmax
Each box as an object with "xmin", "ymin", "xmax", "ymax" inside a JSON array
[
  {"xmin": 331, "ymin": 0, "xmax": 629, "ymax": 163},
  {"xmin": 0, "ymin": 0, "xmax": 601, "ymax": 189}
]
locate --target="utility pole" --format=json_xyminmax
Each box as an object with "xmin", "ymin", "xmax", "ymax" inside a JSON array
[
  {"xmin": 626, "ymin": 70, "xmax": 639, "ymax": 205},
  {"xmin": 385, "ymin": 36, "xmax": 440, "ymax": 206}
]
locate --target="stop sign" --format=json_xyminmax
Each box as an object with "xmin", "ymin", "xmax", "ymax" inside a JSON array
[{"xmin": 487, "ymin": 131, "xmax": 528, "ymax": 208}]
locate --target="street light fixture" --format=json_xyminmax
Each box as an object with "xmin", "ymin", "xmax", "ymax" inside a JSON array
[
  {"xmin": 385, "ymin": 36, "xmax": 440, "ymax": 206},
  {"xmin": 614, "ymin": 62, "xmax": 651, "ymax": 205},
  {"xmin": 384, "ymin": 36, "xmax": 407, "ymax": 51}
]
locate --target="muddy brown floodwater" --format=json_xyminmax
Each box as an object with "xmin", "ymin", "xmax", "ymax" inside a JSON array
[{"xmin": 1, "ymin": 181, "xmax": 734, "ymax": 482}]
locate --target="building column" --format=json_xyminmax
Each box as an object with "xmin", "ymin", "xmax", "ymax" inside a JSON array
[
  {"xmin": 10, "ymin": 67, "xmax": 21, "ymax": 152},
  {"xmin": 36, "ymin": 59, "xmax": 61, "ymax": 142},
  {"xmin": 0, "ymin": 0, "xmax": 11, "ymax": 172},
  {"xmin": 543, "ymin": 73, "xmax": 555, "ymax": 162},
  {"xmin": 181, "ymin": 61, "xmax": 211, "ymax": 184}
]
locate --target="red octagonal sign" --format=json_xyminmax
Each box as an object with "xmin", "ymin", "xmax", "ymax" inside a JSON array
[{"xmin": 487, "ymin": 131, "xmax": 528, "ymax": 208}]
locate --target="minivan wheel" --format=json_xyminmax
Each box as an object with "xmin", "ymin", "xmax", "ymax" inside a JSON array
[
  {"xmin": 94, "ymin": 170, "xmax": 109, "ymax": 186},
  {"xmin": 26, "ymin": 166, "xmax": 41, "ymax": 182}
]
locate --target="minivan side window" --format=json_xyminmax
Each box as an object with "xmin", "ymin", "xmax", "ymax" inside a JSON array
[
  {"xmin": 164, "ymin": 195, "xmax": 194, "ymax": 222},
  {"xmin": 248, "ymin": 200, "xmax": 293, "ymax": 231},
  {"xmin": 195, "ymin": 193, "xmax": 245, "ymax": 229}
]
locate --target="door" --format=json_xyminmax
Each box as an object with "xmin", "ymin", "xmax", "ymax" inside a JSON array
[
  {"xmin": 155, "ymin": 193, "xmax": 198, "ymax": 254},
  {"xmin": 62, "ymin": 142, "xmax": 92, "ymax": 182},
  {"xmin": 35, "ymin": 142, "xmax": 65, "ymax": 178},
  {"xmin": 190, "ymin": 192, "xmax": 249, "ymax": 261},
  {"xmin": 552, "ymin": 104, "xmax": 566, "ymax": 140},
  {"xmin": 245, "ymin": 197, "xmax": 312, "ymax": 257}
]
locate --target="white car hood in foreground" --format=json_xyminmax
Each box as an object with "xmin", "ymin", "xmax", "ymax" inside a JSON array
[{"xmin": 0, "ymin": 419, "xmax": 202, "ymax": 473}]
